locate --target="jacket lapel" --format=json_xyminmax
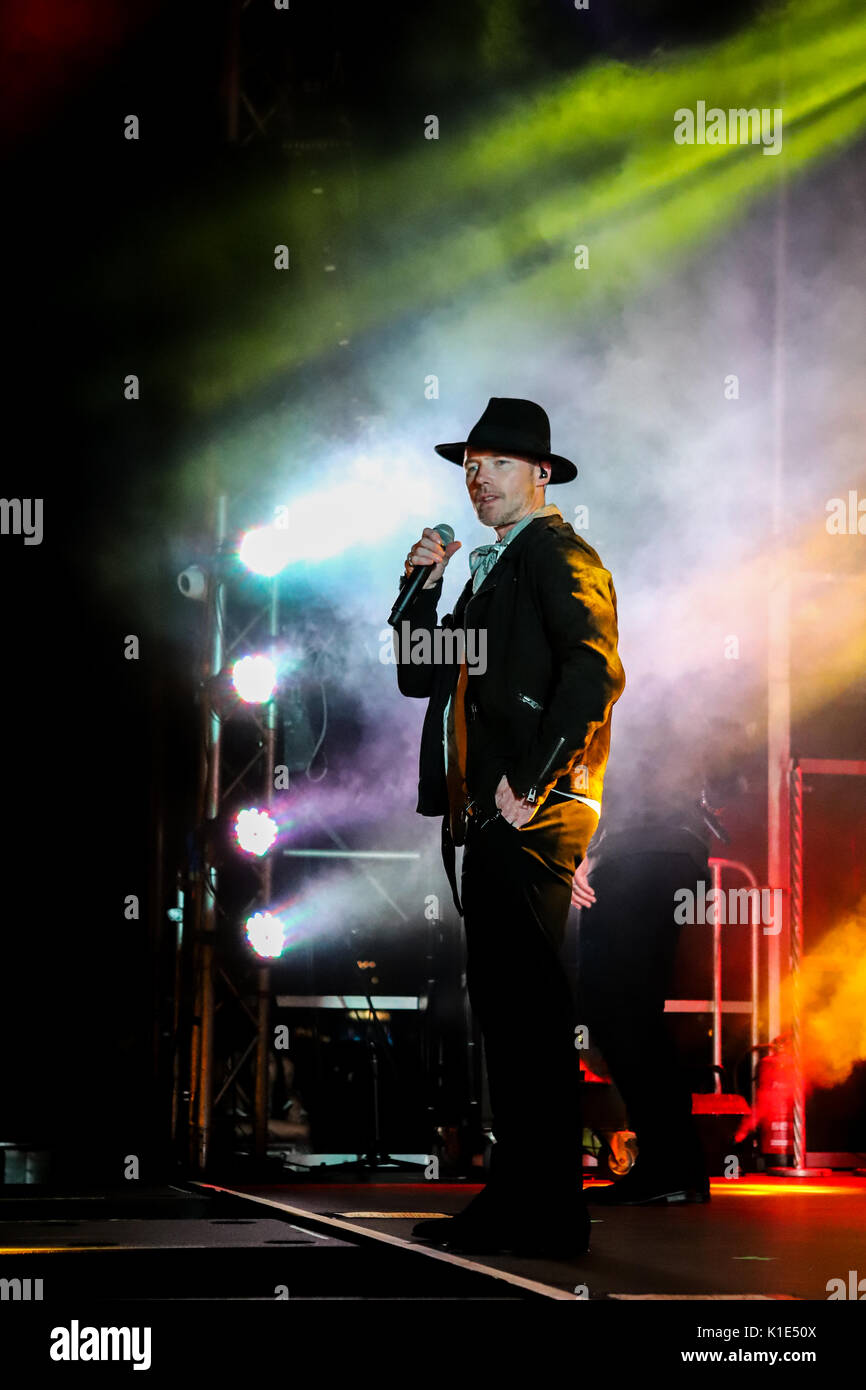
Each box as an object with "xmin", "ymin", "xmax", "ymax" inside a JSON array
[
  {"xmin": 465, "ymin": 512, "xmax": 559, "ymax": 604},
  {"xmin": 452, "ymin": 576, "xmax": 474, "ymax": 626}
]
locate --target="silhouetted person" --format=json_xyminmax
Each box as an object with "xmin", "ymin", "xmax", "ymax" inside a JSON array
[{"xmin": 572, "ymin": 708, "xmax": 731, "ymax": 1204}]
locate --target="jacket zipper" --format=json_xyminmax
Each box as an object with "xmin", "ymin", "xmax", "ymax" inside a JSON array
[{"xmin": 525, "ymin": 735, "xmax": 567, "ymax": 804}]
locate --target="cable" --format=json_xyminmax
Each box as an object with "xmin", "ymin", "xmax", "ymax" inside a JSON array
[{"xmin": 305, "ymin": 670, "xmax": 328, "ymax": 783}]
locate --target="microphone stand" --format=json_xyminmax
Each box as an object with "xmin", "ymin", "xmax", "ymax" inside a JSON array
[{"xmin": 323, "ymin": 932, "xmax": 435, "ymax": 1175}]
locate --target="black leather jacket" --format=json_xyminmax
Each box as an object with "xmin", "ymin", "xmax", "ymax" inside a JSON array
[{"xmin": 395, "ymin": 512, "xmax": 626, "ymax": 822}]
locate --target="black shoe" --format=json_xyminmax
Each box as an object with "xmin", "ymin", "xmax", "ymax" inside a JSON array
[
  {"xmin": 586, "ymin": 1169, "xmax": 710, "ymax": 1206},
  {"xmin": 412, "ymin": 1200, "xmax": 591, "ymax": 1257},
  {"xmin": 410, "ymin": 1184, "xmax": 496, "ymax": 1246}
]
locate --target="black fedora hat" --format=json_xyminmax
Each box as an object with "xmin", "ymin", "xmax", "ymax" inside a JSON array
[{"xmin": 434, "ymin": 397, "xmax": 577, "ymax": 483}]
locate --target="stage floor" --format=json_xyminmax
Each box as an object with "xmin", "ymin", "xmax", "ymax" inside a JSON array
[
  {"xmin": 1, "ymin": 1174, "xmax": 862, "ymax": 1302},
  {"xmin": 224, "ymin": 1173, "xmax": 866, "ymax": 1299}
]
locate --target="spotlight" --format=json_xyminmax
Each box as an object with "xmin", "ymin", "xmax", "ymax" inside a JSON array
[
  {"xmin": 177, "ymin": 565, "xmax": 207, "ymax": 599},
  {"xmin": 245, "ymin": 911, "xmax": 287, "ymax": 958},
  {"xmin": 239, "ymin": 526, "xmax": 290, "ymax": 578},
  {"xmin": 231, "ymin": 654, "xmax": 277, "ymax": 703},
  {"xmin": 234, "ymin": 808, "xmax": 278, "ymax": 857}
]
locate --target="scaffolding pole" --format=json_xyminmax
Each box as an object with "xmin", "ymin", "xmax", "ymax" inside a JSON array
[
  {"xmin": 253, "ymin": 579, "xmax": 279, "ymax": 1159},
  {"xmin": 766, "ymin": 103, "xmax": 789, "ymax": 1049},
  {"xmin": 189, "ymin": 494, "xmax": 228, "ymax": 1173}
]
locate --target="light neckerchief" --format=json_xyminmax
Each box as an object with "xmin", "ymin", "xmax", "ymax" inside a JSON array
[{"xmin": 467, "ymin": 503, "xmax": 561, "ymax": 592}]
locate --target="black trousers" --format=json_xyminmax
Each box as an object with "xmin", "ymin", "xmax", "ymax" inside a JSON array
[
  {"xmin": 575, "ymin": 851, "xmax": 709, "ymax": 1179},
  {"xmin": 460, "ymin": 800, "xmax": 599, "ymax": 1204}
]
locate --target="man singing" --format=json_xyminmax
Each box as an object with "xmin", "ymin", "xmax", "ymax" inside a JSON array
[{"xmin": 394, "ymin": 397, "xmax": 625, "ymax": 1258}]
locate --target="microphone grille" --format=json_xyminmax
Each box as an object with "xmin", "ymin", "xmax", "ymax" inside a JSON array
[{"xmin": 433, "ymin": 521, "xmax": 454, "ymax": 547}]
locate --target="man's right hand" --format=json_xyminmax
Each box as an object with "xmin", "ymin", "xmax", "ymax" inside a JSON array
[{"xmin": 405, "ymin": 527, "xmax": 462, "ymax": 589}]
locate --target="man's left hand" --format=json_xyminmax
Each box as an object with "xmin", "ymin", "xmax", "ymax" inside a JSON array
[
  {"xmin": 571, "ymin": 857, "xmax": 597, "ymax": 909},
  {"xmin": 494, "ymin": 774, "xmax": 538, "ymax": 828}
]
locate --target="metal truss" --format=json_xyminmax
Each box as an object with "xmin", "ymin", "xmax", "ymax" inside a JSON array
[
  {"xmin": 224, "ymin": 0, "xmax": 350, "ymax": 151},
  {"xmin": 174, "ymin": 9, "xmax": 361, "ymax": 1167},
  {"xmin": 177, "ymin": 495, "xmax": 281, "ymax": 1172}
]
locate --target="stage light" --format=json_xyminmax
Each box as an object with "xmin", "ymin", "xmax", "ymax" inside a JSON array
[
  {"xmin": 239, "ymin": 525, "xmax": 291, "ymax": 578},
  {"xmin": 231, "ymin": 654, "xmax": 276, "ymax": 703},
  {"xmin": 177, "ymin": 564, "xmax": 207, "ymax": 599},
  {"xmin": 267, "ymin": 460, "xmax": 436, "ymax": 565},
  {"xmin": 237, "ymin": 453, "xmax": 437, "ymax": 575},
  {"xmin": 245, "ymin": 911, "xmax": 288, "ymax": 958},
  {"xmin": 234, "ymin": 808, "xmax": 278, "ymax": 857}
]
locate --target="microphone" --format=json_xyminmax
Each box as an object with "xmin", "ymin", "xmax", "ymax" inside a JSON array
[{"xmin": 387, "ymin": 522, "xmax": 454, "ymax": 628}]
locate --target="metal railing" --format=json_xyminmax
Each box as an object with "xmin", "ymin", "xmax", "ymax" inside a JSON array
[{"xmin": 664, "ymin": 858, "xmax": 762, "ymax": 1103}]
